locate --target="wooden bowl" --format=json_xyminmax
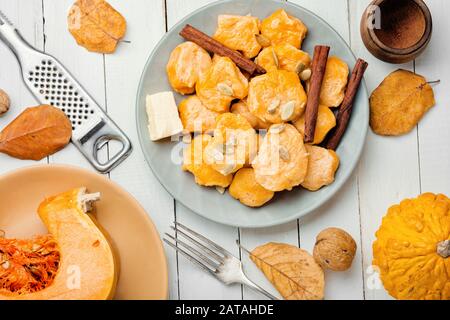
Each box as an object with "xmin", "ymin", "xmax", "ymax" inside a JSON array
[{"xmin": 360, "ymin": 0, "xmax": 432, "ymax": 64}]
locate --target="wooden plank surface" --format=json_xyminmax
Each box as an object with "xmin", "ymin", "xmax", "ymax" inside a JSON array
[
  {"xmin": 0, "ymin": 0, "xmax": 45, "ymax": 172},
  {"xmin": 348, "ymin": 0, "xmax": 419, "ymax": 300},
  {"xmin": 0, "ymin": 0, "xmax": 448, "ymax": 300}
]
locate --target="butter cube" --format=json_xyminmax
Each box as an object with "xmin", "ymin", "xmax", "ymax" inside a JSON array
[{"xmin": 146, "ymin": 91, "xmax": 183, "ymax": 141}]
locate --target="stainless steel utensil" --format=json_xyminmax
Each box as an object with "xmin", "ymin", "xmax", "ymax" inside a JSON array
[
  {"xmin": 164, "ymin": 222, "xmax": 279, "ymax": 300},
  {"xmin": 0, "ymin": 10, "xmax": 132, "ymax": 173}
]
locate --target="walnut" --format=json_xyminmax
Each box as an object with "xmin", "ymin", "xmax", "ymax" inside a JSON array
[
  {"xmin": 313, "ymin": 227, "xmax": 356, "ymax": 271},
  {"xmin": 0, "ymin": 89, "xmax": 10, "ymax": 115}
]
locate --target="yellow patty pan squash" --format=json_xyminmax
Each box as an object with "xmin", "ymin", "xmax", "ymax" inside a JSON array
[{"xmin": 373, "ymin": 193, "xmax": 450, "ymax": 300}]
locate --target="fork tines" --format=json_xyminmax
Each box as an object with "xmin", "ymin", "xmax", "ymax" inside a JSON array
[{"xmin": 163, "ymin": 222, "xmax": 231, "ymax": 277}]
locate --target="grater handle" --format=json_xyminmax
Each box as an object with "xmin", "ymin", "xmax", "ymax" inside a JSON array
[
  {"xmin": 0, "ymin": 19, "xmax": 36, "ymax": 64},
  {"xmin": 72, "ymin": 118, "xmax": 132, "ymax": 173}
]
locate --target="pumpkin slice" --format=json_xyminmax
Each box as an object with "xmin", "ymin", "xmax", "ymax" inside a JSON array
[{"xmin": 0, "ymin": 188, "xmax": 117, "ymax": 300}]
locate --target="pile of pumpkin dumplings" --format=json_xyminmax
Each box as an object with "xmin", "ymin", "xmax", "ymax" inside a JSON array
[{"xmin": 166, "ymin": 9, "xmax": 348, "ymax": 207}]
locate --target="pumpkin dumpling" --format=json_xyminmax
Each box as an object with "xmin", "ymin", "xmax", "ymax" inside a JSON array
[
  {"xmin": 319, "ymin": 56, "xmax": 349, "ymax": 107},
  {"xmin": 178, "ymin": 95, "xmax": 219, "ymax": 133},
  {"xmin": 196, "ymin": 55, "xmax": 249, "ymax": 113},
  {"xmin": 166, "ymin": 41, "xmax": 212, "ymax": 95},
  {"xmin": 182, "ymin": 134, "xmax": 233, "ymax": 188},
  {"xmin": 213, "ymin": 14, "xmax": 262, "ymax": 59},
  {"xmin": 203, "ymin": 113, "xmax": 257, "ymax": 175},
  {"xmin": 255, "ymin": 44, "xmax": 311, "ymax": 73},
  {"xmin": 260, "ymin": 9, "xmax": 308, "ymax": 49},
  {"xmin": 293, "ymin": 105, "xmax": 336, "ymax": 145},
  {"xmin": 373, "ymin": 193, "xmax": 450, "ymax": 300},
  {"xmin": 301, "ymin": 145, "xmax": 340, "ymax": 191},
  {"xmin": 0, "ymin": 188, "xmax": 117, "ymax": 300},
  {"xmin": 253, "ymin": 123, "xmax": 309, "ymax": 192},
  {"xmin": 229, "ymin": 168, "xmax": 274, "ymax": 207},
  {"xmin": 247, "ymin": 69, "xmax": 307, "ymax": 124}
]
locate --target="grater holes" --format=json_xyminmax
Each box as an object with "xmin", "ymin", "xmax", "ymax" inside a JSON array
[{"xmin": 33, "ymin": 62, "xmax": 97, "ymax": 130}]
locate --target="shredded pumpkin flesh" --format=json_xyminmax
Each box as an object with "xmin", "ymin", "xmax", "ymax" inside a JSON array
[{"xmin": 0, "ymin": 235, "xmax": 60, "ymax": 295}]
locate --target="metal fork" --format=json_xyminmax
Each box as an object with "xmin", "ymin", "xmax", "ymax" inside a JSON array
[{"xmin": 164, "ymin": 222, "xmax": 279, "ymax": 300}]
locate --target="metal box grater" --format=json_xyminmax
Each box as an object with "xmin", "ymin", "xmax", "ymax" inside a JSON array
[{"xmin": 0, "ymin": 10, "xmax": 132, "ymax": 173}]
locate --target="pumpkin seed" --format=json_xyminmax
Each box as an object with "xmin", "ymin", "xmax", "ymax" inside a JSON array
[
  {"xmin": 255, "ymin": 34, "xmax": 271, "ymax": 47},
  {"xmin": 213, "ymin": 150, "xmax": 224, "ymax": 162},
  {"xmin": 216, "ymin": 83, "xmax": 234, "ymax": 96},
  {"xmin": 280, "ymin": 101, "xmax": 296, "ymax": 121},
  {"xmin": 32, "ymin": 244, "xmax": 41, "ymax": 252},
  {"xmin": 39, "ymin": 249, "xmax": 50, "ymax": 255},
  {"xmin": 227, "ymin": 133, "xmax": 237, "ymax": 146},
  {"xmin": 208, "ymin": 143, "xmax": 224, "ymax": 162},
  {"xmin": 269, "ymin": 124, "xmax": 286, "ymax": 134},
  {"xmin": 28, "ymin": 266, "xmax": 40, "ymax": 277},
  {"xmin": 300, "ymin": 68, "xmax": 312, "ymax": 81},
  {"xmin": 279, "ymin": 146, "xmax": 290, "ymax": 161},
  {"xmin": 271, "ymin": 48, "xmax": 279, "ymax": 68},
  {"xmin": 295, "ymin": 62, "xmax": 306, "ymax": 74},
  {"xmin": 215, "ymin": 186, "xmax": 226, "ymax": 194},
  {"xmin": 219, "ymin": 163, "xmax": 236, "ymax": 176},
  {"xmin": 1, "ymin": 260, "xmax": 10, "ymax": 270},
  {"xmin": 267, "ymin": 99, "xmax": 280, "ymax": 114},
  {"xmin": 224, "ymin": 144, "xmax": 235, "ymax": 155}
]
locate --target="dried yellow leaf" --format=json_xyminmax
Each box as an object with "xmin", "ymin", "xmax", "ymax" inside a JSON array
[
  {"xmin": 68, "ymin": 0, "xmax": 127, "ymax": 53},
  {"xmin": 250, "ymin": 242, "xmax": 324, "ymax": 300},
  {"xmin": 370, "ymin": 69, "xmax": 436, "ymax": 136}
]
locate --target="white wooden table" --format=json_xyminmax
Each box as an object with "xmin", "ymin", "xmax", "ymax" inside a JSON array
[{"xmin": 0, "ymin": 0, "xmax": 447, "ymax": 300}]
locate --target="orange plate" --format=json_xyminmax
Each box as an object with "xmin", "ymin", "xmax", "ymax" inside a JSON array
[{"xmin": 0, "ymin": 164, "xmax": 168, "ymax": 300}]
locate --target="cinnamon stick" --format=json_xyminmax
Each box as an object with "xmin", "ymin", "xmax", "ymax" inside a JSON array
[
  {"xmin": 304, "ymin": 45, "xmax": 330, "ymax": 143},
  {"xmin": 179, "ymin": 24, "xmax": 266, "ymax": 75},
  {"xmin": 325, "ymin": 58, "xmax": 368, "ymax": 150}
]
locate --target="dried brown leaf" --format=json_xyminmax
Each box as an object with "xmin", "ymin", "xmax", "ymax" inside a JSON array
[
  {"xmin": 0, "ymin": 105, "xmax": 72, "ymax": 160},
  {"xmin": 68, "ymin": 0, "xmax": 127, "ymax": 53},
  {"xmin": 370, "ymin": 69, "xmax": 436, "ymax": 136},
  {"xmin": 248, "ymin": 242, "xmax": 325, "ymax": 300}
]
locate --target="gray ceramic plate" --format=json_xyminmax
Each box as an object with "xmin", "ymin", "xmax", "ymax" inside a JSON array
[{"xmin": 136, "ymin": 0, "xmax": 369, "ymax": 228}]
